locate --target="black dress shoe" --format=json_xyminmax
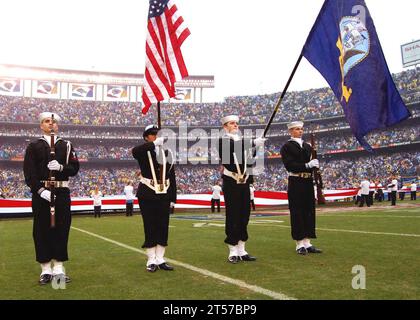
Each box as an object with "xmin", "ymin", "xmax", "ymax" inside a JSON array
[
  {"xmin": 296, "ymin": 247, "xmax": 308, "ymax": 255},
  {"xmin": 239, "ymin": 254, "xmax": 257, "ymax": 261},
  {"xmin": 158, "ymin": 263, "xmax": 174, "ymax": 271},
  {"xmin": 39, "ymin": 274, "xmax": 53, "ymax": 285},
  {"xmin": 228, "ymin": 256, "xmax": 239, "ymax": 264},
  {"xmin": 306, "ymin": 246, "xmax": 322, "ymax": 253},
  {"xmin": 146, "ymin": 264, "xmax": 158, "ymax": 272}
]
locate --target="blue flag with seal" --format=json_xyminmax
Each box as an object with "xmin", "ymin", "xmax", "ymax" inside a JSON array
[{"xmin": 302, "ymin": 0, "xmax": 411, "ymax": 151}]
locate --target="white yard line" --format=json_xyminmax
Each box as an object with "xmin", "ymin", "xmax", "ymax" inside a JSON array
[
  {"xmin": 71, "ymin": 226, "xmax": 296, "ymax": 300},
  {"xmin": 272, "ymin": 225, "xmax": 420, "ymax": 237},
  {"xmin": 191, "ymin": 222, "xmax": 420, "ymax": 237},
  {"xmin": 189, "ymin": 220, "xmax": 420, "ymax": 237}
]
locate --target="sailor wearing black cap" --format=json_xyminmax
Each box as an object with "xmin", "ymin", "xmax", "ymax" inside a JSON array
[{"xmin": 132, "ymin": 125, "xmax": 177, "ymax": 272}]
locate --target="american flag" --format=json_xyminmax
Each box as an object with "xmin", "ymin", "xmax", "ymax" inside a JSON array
[{"xmin": 141, "ymin": 0, "xmax": 190, "ymax": 114}]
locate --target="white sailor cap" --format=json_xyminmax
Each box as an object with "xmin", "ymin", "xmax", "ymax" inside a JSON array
[
  {"xmin": 39, "ymin": 112, "xmax": 61, "ymax": 124},
  {"xmin": 287, "ymin": 121, "xmax": 304, "ymax": 129},
  {"xmin": 221, "ymin": 115, "xmax": 239, "ymax": 125},
  {"xmin": 143, "ymin": 124, "xmax": 160, "ymax": 137}
]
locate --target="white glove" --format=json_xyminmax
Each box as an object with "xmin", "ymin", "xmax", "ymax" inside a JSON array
[
  {"xmin": 254, "ymin": 137, "xmax": 267, "ymax": 147},
  {"xmin": 306, "ymin": 159, "xmax": 319, "ymax": 169},
  {"xmin": 47, "ymin": 160, "xmax": 63, "ymax": 172},
  {"xmin": 40, "ymin": 190, "xmax": 51, "ymax": 202},
  {"xmin": 153, "ymin": 137, "xmax": 165, "ymax": 147},
  {"xmin": 170, "ymin": 202, "xmax": 175, "ymax": 208}
]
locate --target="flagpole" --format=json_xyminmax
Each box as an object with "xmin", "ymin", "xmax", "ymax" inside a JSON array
[
  {"xmin": 157, "ymin": 101, "xmax": 162, "ymax": 129},
  {"xmin": 156, "ymin": 100, "xmax": 164, "ymax": 186},
  {"xmin": 263, "ymin": 53, "xmax": 303, "ymax": 138}
]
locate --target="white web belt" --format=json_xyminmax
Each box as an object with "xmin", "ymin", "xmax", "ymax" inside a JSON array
[
  {"xmin": 224, "ymin": 150, "xmax": 249, "ymax": 184},
  {"xmin": 143, "ymin": 150, "xmax": 170, "ymax": 194}
]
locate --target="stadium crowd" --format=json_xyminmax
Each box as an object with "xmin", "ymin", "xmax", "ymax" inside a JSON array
[
  {"xmin": 1, "ymin": 125, "xmax": 418, "ymax": 161},
  {"xmin": 1, "ymin": 152, "xmax": 418, "ymax": 198},
  {"xmin": 0, "ymin": 68, "xmax": 418, "ymax": 127},
  {"xmin": 0, "ymin": 68, "xmax": 418, "ymax": 200}
]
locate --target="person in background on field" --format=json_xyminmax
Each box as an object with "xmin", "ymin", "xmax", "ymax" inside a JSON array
[
  {"xmin": 388, "ymin": 175, "xmax": 398, "ymax": 206},
  {"xmin": 359, "ymin": 177, "xmax": 370, "ymax": 207},
  {"xmin": 410, "ymin": 181, "xmax": 417, "ymax": 200},
  {"xmin": 211, "ymin": 182, "xmax": 222, "ymax": 213},
  {"xmin": 91, "ymin": 186, "xmax": 103, "ymax": 218},
  {"xmin": 249, "ymin": 184, "xmax": 256, "ymax": 211},
  {"xmin": 124, "ymin": 181, "xmax": 135, "ymax": 216}
]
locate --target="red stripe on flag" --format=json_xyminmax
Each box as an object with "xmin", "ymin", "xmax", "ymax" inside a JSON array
[
  {"xmin": 166, "ymin": 11, "xmax": 190, "ymax": 78},
  {"xmin": 142, "ymin": 88, "xmax": 152, "ymax": 114},
  {"xmin": 175, "ymin": 29, "xmax": 190, "ymax": 77},
  {"xmin": 178, "ymin": 28, "xmax": 191, "ymax": 47},
  {"xmin": 146, "ymin": 43, "xmax": 173, "ymax": 94},
  {"xmin": 172, "ymin": 16, "xmax": 183, "ymax": 31},
  {"xmin": 145, "ymin": 68, "xmax": 164, "ymax": 102},
  {"xmin": 156, "ymin": 13, "xmax": 176, "ymax": 96},
  {"xmin": 168, "ymin": 3, "xmax": 178, "ymax": 16},
  {"xmin": 147, "ymin": 21, "xmax": 164, "ymax": 61}
]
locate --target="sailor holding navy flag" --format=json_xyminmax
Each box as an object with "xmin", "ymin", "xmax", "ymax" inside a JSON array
[
  {"xmin": 132, "ymin": 124, "xmax": 177, "ymax": 272},
  {"xmin": 218, "ymin": 115, "xmax": 265, "ymax": 264},
  {"xmin": 23, "ymin": 112, "xmax": 79, "ymax": 285}
]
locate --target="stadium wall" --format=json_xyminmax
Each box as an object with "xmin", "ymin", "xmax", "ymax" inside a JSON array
[{"xmin": 0, "ymin": 189, "xmax": 359, "ymax": 215}]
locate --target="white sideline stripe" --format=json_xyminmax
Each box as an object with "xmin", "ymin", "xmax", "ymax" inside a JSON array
[
  {"xmin": 273, "ymin": 225, "xmax": 420, "ymax": 237},
  {"xmin": 320, "ymin": 215, "xmax": 420, "ymax": 219},
  {"xmin": 71, "ymin": 226, "xmax": 296, "ymax": 300}
]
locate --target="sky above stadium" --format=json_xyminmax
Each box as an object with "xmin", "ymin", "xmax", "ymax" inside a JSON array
[{"xmin": 0, "ymin": 0, "xmax": 418, "ymax": 102}]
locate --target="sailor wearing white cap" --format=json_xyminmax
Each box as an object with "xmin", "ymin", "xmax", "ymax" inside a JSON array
[
  {"xmin": 38, "ymin": 112, "xmax": 61, "ymax": 124},
  {"xmin": 218, "ymin": 115, "xmax": 265, "ymax": 264},
  {"xmin": 220, "ymin": 115, "xmax": 239, "ymax": 126},
  {"xmin": 286, "ymin": 121, "xmax": 304, "ymax": 129},
  {"xmin": 23, "ymin": 112, "xmax": 79, "ymax": 285},
  {"xmin": 132, "ymin": 124, "xmax": 177, "ymax": 272},
  {"xmin": 280, "ymin": 120, "xmax": 322, "ymax": 255}
]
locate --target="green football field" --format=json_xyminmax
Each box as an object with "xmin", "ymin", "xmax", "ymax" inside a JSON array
[{"xmin": 0, "ymin": 201, "xmax": 419, "ymax": 300}]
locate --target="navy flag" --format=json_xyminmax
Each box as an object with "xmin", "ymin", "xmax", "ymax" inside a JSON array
[{"xmin": 302, "ymin": 0, "xmax": 411, "ymax": 151}]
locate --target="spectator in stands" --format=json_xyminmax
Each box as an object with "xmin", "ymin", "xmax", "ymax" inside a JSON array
[{"xmin": 23, "ymin": 112, "xmax": 79, "ymax": 285}]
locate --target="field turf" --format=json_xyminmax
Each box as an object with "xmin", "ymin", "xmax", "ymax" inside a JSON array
[{"xmin": 0, "ymin": 201, "xmax": 419, "ymax": 300}]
